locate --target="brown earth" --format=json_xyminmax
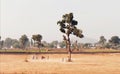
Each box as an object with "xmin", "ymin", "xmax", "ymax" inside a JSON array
[{"xmin": 0, "ymin": 53, "xmax": 120, "ymax": 74}]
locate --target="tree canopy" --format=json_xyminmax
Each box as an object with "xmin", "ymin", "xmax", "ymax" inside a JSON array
[
  {"xmin": 98, "ymin": 36, "xmax": 106, "ymax": 48},
  {"xmin": 57, "ymin": 13, "xmax": 84, "ymax": 38},
  {"xmin": 109, "ymin": 36, "xmax": 120, "ymax": 45},
  {"xmin": 19, "ymin": 34, "xmax": 29, "ymax": 49},
  {"xmin": 32, "ymin": 34, "xmax": 42, "ymax": 49}
]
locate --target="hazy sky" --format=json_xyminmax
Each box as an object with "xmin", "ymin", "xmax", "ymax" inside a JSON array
[{"xmin": 0, "ymin": 0, "xmax": 120, "ymax": 42}]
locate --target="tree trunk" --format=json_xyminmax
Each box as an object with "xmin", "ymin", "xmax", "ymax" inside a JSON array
[
  {"xmin": 67, "ymin": 35, "xmax": 72, "ymax": 62},
  {"xmin": 65, "ymin": 40, "xmax": 68, "ymax": 49},
  {"xmin": 39, "ymin": 47, "xmax": 41, "ymax": 52},
  {"xmin": 68, "ymin": 49, "xmax": 71, "ymax": 61},
  {"xmin": 38, "ymin": 42, "xmax": 41, "ymax": 53}
]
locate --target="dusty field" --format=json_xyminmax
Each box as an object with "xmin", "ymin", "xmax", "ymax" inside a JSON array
[{"xmin": 0, "ymin": 53, "xmax": 120, "ymax": 74}]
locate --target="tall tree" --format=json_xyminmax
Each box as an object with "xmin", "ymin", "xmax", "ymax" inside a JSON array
[
  {"xmin": 109, "ymin": 36, "xmax": 120, "ymax": 46},
  {"xmin": 19, "ymin": 34, "xmax": 29, "ymax": 49},
  {"xmin": 4, "ymin": 38, "xmax": 13, "ymax": 48},
  {"xmin": 32, "ymin": 34, "xmax": 42, "ymax": 49},
  {"xmin": 98, "ymin": 36, "xmax": 106, "ymax": 48},
  {"xmin": 57, "ymin": 13, "xmax": 84, "ymax": 61}
]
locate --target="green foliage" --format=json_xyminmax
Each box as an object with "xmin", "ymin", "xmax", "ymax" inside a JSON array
[
  {"xmin": 0, "ymin": 40, "xmax": 4, "ymax": 49},
  {"xmin": 19, "ymin": 34, "xmax": 29, "ymax": 49},
  {"xmin": 4, "ymin": 38, "xmax": 13, "ymax": 48},
  {"xmin": 59, "ymin": 41, "xmax": 66, "ymax": 48},
  {"xmin": 1, "ymin": 37, "xmax": 20, "ymax": 49},
  {"xmin": 99, "ymin": 36, "xmax": 106, "ymax": 43},
  {"xmin": 32, "ymin": 34, "xmax": 42, "ymax": 48},
  {"xmin": 71, "ymin": 20, "xmax": 78, "ymax": 26},
  {"xmin": 12, "ymin": 42, "xmax": 20, "ymax": 48},
  {"xmin": 0, "ymin": 36, "xmax": 2, "ymax": 49},
  {"xmin": 108, "ymin": 36, "xmax": 120, "ymax": 49},
  {"xmin": 109, "ymin": 36, "xmax": 120, "ymax": 45},
  {"xmin": 83, "ymin": 43, "xmax": 92, "ymax": 49},
  {"xmin": 12, "ymin": 39, "xmax": 20, "ymax": 48},
  {"xmin": 57, "ymin": 12, "xmax": 84, "ymax": 38},
  {"xmin": 60, "ymin": 28, "xmax": 65, "ymax": 33},
  {"xmin": 32, "ymin": 34, "xmax": 42, "ymax": 42},
  {"xmin": 98, "ymin": 36, "xmax": 106, "ymax": 48}
]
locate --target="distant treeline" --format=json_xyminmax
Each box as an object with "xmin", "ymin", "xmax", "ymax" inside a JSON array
[{"xmin": 0, "ymin": 35, "xmax": 120, "ymax": 50}]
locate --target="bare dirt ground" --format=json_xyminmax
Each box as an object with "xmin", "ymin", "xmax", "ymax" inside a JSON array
[{"xmin": 0, "ymin": 53, "xmax": 120, "ymax": 74}]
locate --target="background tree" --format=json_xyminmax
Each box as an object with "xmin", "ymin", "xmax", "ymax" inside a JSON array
[
  {"xmin": 57, "ymin": 13, "xmax": 84, "ymax": 61},
  {"xmin": 42, "ymin": 41, "xmax": 49, "ymax": 48},
  {"xmin": 109, "ymin": 36, "xmax": 120, "ymax": 45},
  {"xmin": 32, "ymin": 34, "xmax": 42, "ymax": 49},
  {"xmin": 19, "ymin": 34, "xmax": 29, "ymax": 49},
  {"xmin": 4, "ymin": 38, "xmax": 13, "ymax": 48},
  {"xmin": 72, "ymin": 40, "xmax": 79, "ymax": 51},
  {"xmin": 11, "ymin": 39, "xmax": 20, "ymax": 48},
  {"xmin": 109, "ymin": 36, "xmax": 120, "ymax": 49},
  {"xmin": 51, "ymin": 40, "xmax": 58, "ymax": 48},
  {"xmin": 30, "ymin": 39, "xmax": 33, "ymax": 47},
  {"xmin": 3, "ymin": 38, "xmax": 21, "ymax": 49},
  {"xmin": 59, "ymin": 41, "xmax": 66, "ymax": 48},
  {"xmin": 0, "ymin": 40, "xmax": 4, "ymax": 49},
  {"xmin": 98, "ymin": 36, "xmax": 106, "ymax": 48},
  {"xmin": 48, "ymin": 43, "xmax": 54, "ymax": 48},
  {"xmin": 12, "ymin": 40, "xmax": 20, "ymax": 48},
  {"xmin": 0, "ymin": 36, "xmax": 4, "ymax": 49},
  {"xmin": 0, "ymin": 36, "xmax": 1, "ymax": 49},
  {"xmin": 83, "ymin": 43, "xmax": 92, "ymax": 49}
]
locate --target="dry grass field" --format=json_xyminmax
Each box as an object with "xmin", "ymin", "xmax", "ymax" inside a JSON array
[{"xmin": 0, "ymin": 53, "xmax": 120, "ymax": 74}]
